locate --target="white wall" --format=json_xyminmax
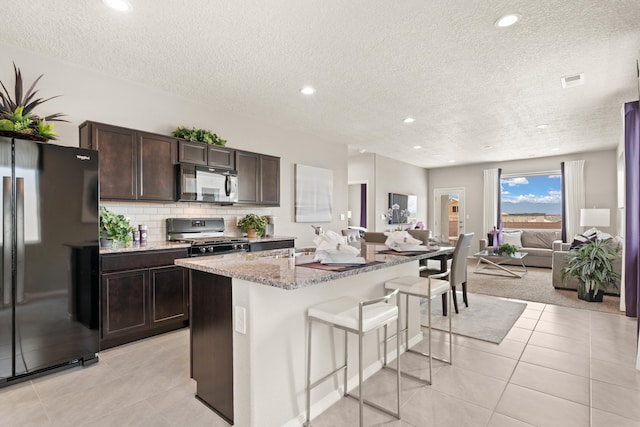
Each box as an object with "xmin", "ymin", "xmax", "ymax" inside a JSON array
[
  {"xmin": 427, "ymin": 149, "xmax": 619, "ymax": 251},
  {"xmin": 2, "ymin": 42, "xmax": 350, "ymax": 247},
  {"xmin": 348, "ymin": 153, "xmax": 429, "ymax": 232}
]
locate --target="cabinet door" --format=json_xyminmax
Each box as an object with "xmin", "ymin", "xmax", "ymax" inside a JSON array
[
  {"xmin": 138, "ymin": 132, "xmax": 177, "ymax": 201},
  {"xmin": 236, "ymin": 151, "xmax": 259, "ymax": 204},
  {"xmin": 178, "ymin": 141, "xmax": 207, "ymax": 165},
  {"xmin": 149, "ymin": 266, "xmax": 189, "ymax": 326},
  {"xmin": 259, "ymin": 155, "xmax": 280, "ymax": 206},
  {"xmin": 91, "ymin": 123, "xmax": 137, "ymax": 200},
  {"xmin": 207, "ymin": 146, "xmax": 235, "ymax": 169},
  {"xmin": 101, "ymin": 269, "xmax": 148, "ymax": 340}
]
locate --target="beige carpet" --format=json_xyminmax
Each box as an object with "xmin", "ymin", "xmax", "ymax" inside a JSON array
[{"xmin": 464, "ymin": 259, "xmax": 623, "ymax": 315}]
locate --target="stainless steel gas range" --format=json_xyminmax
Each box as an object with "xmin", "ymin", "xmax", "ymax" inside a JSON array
[{"xmin": 166, "ymin": 218, "xmax": 249, "ymax": 257}]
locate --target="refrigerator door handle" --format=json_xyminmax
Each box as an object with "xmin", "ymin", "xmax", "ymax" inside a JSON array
[
  {"xmin": 16, "ymin": 178, "xmax": 24, "ymax": 304},
  {"xmin": 2, "ymin": 177, "xmax": 11, "ymax": 306}
]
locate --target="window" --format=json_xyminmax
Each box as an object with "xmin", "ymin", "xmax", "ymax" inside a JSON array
[{"xmin": 500, "ymin": 171, "xmax": 561, "ymax": 230}]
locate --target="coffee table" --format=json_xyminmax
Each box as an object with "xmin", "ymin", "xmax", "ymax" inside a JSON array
[{"xmin": 473, "ymin": 250, "xmax": 528, "ymax": 278}]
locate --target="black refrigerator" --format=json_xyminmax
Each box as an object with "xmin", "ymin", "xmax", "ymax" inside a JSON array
[{"xmin": 0, "ymin": 136, "xmax": 100, "ymax": 386}]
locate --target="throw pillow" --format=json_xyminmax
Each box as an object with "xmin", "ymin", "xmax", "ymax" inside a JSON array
[{"xmin": 502, "ymin": 231, "xmax": 523, "ymax": 248}]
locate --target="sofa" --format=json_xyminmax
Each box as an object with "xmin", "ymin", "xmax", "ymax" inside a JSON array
[
  {"xmin": 551, "ymin": 239, "xmax": 622, "ymax": 296},
  {"xmin": 479, "ymin": 229, "xmax": 561, "ymax": 268}
]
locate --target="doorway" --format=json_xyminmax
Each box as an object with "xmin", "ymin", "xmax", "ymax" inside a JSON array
[
  {"xmin": 348, "ymin": 182, "xmax": 367, "ymax": 230},
  {"xmin": 434, "ymin": 187, "xmax": 465, "ymax": 245}
]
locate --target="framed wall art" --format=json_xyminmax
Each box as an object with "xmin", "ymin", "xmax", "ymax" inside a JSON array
[{"xmin": 295, "ymin": 164, "xmax": 333, "ymax": 222}]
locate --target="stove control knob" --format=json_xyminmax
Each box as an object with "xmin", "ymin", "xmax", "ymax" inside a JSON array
[
  {"xmin": 208, "ymin": 247, "xmax": 215, "ymax": 252},
  {"xmin": 199, "ymin": 247, "xmax": 206, "ymax": 254}
]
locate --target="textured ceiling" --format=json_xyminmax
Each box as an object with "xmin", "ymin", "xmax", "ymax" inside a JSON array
[{"xmin": 2, "ymin": 0, "xmax": 639, "ymax": 168}]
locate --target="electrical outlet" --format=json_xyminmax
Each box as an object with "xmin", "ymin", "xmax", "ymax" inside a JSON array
[
  {"xmin": 234, "ymin": 306, "xmax": 247, "ymax": 334},
  {"xmin": 235, "ymin": 216, "xmax": 242, "ymax": 226}
]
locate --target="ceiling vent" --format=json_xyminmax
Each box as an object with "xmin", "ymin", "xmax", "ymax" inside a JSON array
[{"xmin": 561, "ymin": 73, "xmax": 585, "ymax": 88}]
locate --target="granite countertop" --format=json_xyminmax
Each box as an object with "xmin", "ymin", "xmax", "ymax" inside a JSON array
[
  {"xmin": 100, "ymin": 240, "xmax": 191, "ymax": 255},
  {"xmin": 175, "ymin": 245, "xmax": 454, "ymax": 290}
]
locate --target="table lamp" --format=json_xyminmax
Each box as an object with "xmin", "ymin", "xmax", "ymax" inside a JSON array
[{"xmin": 579, "ymin": 208, "xmax": 610, "ymax": 228}]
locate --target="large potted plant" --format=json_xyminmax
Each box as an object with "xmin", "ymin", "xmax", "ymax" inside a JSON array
[
  {"xmin": 0, "ymin": 63, "xmax": 67, "ymax": 141},
  {"xmin": 99, "ymin": 207, "xmax": 136, "ymax": 248},
  {"xmin": 561, "ymin": 236, "xmax": 621, "ymax": 302},
  {"xmin": 237, "ymin": 214, "xmax": 268, "ymax": 239}
]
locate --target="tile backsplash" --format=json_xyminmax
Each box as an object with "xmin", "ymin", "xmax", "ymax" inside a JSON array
[{"xmin": 102, "ymin": 202, "xmax": 273, "ymax": 242}]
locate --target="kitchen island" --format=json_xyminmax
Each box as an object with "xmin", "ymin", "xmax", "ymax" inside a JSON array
[{"xmin": 176, "ymin": 245, "xmax": 453, "ymax": 426}]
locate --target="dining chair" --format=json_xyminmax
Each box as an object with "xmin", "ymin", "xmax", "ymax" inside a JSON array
[{"xmin": 447, "ymin": 232, "xmax": 474, "ymax": 314}]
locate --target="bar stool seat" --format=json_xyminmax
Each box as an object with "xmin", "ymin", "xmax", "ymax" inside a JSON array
[
  {"xmin": 305, "ymin": 290, "xmax": 400, "ymax": 427},
  {"xmin": 308, "ymin": 296, "xmax": 399, "ymax": 333},
  {"xmin": 384, "ymin": 273, "xmax": 453, "ymax": 385}
]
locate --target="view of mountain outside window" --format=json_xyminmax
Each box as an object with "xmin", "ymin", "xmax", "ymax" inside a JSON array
[{"xmin": 500, "ymin": 173, "xmax": 562, "ymax": 230}]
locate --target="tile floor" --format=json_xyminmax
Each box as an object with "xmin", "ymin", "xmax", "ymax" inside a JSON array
[{"xmin": 0, "ymin": 299, "xmax": 639, "ymax": 427}]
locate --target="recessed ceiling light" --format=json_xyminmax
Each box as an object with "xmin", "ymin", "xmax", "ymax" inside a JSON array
[
  {"xmin": 483, "ymin": 145, "xmax": 493, "ymax": 149},
  {"xmin": 403, "ymin": 117, "xmax": 415, "ymax": 124},
  {"xmin": 358, "ymin": 149, "xmax": 366, "ymax": 154},
  {"xmin": 300, "ymin": 86, "xmax": 316, "ymax": 95},
  {"xmin": 536, "ymin": 124, "xmax": 548, "ymax": 129},
  {"xmin": 448, "ymin": 159, "xmax": 456, "ymax": 163},
  {"xmin": 413, "ymin": 145, "xmax": 422, "ymax": 150},
  {"xmin": 103, "ymin": 0, "xmax": 130, "ymax": 11},
  {"xmin": 551, "ymin": 147, "xmax": 560, "ymax": 152},
  {"xmin": 495, "ymin": 14, "xmax": 519, "ymax": 28}
]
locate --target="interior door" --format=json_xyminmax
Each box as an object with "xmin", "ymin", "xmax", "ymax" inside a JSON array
[{"xmin": 434, "ymin": 187, "xmax": 465, "ymax": 245}]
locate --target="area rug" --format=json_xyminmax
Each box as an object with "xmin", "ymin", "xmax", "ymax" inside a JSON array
[
  {"xmin": 464, "ymin": 260, "xmax": 623, "ymax": 315},
  {"xmin": 420, "ymin": 292, "xmax": 526, "ymax": 344}
]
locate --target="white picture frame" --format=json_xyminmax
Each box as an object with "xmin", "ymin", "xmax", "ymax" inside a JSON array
[{"xmin": 295, "ymin": 164, "xmax": 333, "ymax": 222}]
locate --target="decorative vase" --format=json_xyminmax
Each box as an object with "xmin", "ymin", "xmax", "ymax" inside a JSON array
[
  {"xmin": 247, "ymin": 229, "xmax": 258, "ymax": 239},
  {"xmin": 577, "ymin": 286, "xmax": 604, "ymax": 302},
  {"xmin": 100, "ymin": 232, "xmax": 114, "ymax": 248}
]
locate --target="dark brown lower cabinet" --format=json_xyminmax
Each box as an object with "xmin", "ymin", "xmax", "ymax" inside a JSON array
[
  {"xmin": 190, "ymin": 270, "xmax": 233, "ymax": 424},
  {"xmin": 100, "ymin": 249, "xmax": 189, "ymax": 349}
]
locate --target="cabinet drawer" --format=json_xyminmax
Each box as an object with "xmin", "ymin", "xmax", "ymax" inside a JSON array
[{"xmin": 101, "ymin": 249, "xmax": 189, "ymax": 272}]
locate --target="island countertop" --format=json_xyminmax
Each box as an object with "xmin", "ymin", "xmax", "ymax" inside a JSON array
[{"xmin": 175, "ymin": 245, "xmax": 454, "ymax": 290}]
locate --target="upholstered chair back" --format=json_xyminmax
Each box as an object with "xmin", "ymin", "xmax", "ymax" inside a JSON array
[{"xmin": 451, "ymin": 233, "xmax": 474, "ymax": 286}]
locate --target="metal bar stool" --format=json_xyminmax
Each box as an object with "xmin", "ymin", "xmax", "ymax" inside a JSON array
[
  {"xmin": 383, "ymin": 272, "xmax": 453, "ymax": 385},
  {"xmin": 305, "ymin": 289, "xmax": 400, "ymax": 427}
]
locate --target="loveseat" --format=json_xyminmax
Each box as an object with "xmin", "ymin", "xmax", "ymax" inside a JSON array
[
  {"xmin": 551, "ymin": 238, "xmax": 622, "ymax": 296},
  {"xmin": 479, "ymin": 229, "xmax": 561, "ymax": 268}
]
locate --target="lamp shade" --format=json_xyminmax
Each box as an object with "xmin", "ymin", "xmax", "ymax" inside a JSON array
[{"xmin": 579, "ymin": 208, "xmax": 610, "ymax": 227}]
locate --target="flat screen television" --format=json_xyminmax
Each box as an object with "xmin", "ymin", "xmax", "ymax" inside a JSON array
[{"xmin": 388, "ymin": 193, "xmax": 408, "ymax": 224}]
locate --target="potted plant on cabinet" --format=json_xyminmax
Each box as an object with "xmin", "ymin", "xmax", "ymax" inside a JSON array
[
  {"xmin": 0, "ymin": 63, "xmax": 67, "ymax": 141},
  {"xmin": 561, "ymin": 236, "xmax": 621, "ymax": 302},
  {"xmin": 99, "ymin": 207, "xmax": 136, "ymax": 248},
  {"xmin": 237, "ymin": 214, "xmax": 268, "ymax": 239}
]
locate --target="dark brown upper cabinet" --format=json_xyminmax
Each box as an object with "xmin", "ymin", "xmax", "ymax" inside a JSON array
[
  {"xmin": 236, "ymin": 150, "xmax": 280, "ymax": 206},
  {"xmin": 177, "ymin": 140, "xmax": 235, "ymax": 169},
  {"xmin": 79, "ymin": 121, "xmax": 177, "ymax": 201}
]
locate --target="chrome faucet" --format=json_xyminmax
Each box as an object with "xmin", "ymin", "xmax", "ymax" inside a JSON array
[{"xmin": 311, "ymin": 225, "xmax": 323, "ymax": 235}]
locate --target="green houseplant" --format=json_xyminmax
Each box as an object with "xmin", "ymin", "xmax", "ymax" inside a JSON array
[
  {"xmin": 172, "ymin": 126, "xmax": 227, "ymax": 146},
  {"xmin": 561, "ymin": 236, "xmax": 621, "ymax": 302},
  {"xmin": 0, "ymin": 63, "xmax": 67, "ymax": 141},
  {"xmin": 497, "ymin": 243, "xmax": 518, "ymax": 256},
  {"xmin": 99, "ymin": 206, "xmax": 136, "ymax": 248},
  {"xmin": 237, "ymin": 214, "xmax": 268, "ymax": 238}
]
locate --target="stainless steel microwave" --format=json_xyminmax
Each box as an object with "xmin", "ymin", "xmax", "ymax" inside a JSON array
[{"xmin": 178, "ymin": 164, "xmax": 238, "ymax": 204}]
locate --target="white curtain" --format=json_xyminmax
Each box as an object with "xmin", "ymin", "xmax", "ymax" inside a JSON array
[
  {"xmin": 483, "ymin": 169, "xmax": 500, "ymax": 234},
  {"xmin": 564, "ymin": 160, "xmax": 585, "ymax": 240}
]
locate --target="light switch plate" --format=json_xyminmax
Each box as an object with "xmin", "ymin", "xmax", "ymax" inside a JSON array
[{"xmin": 234, "ymin": 306, "xmax": 247, "ymax": 334}]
